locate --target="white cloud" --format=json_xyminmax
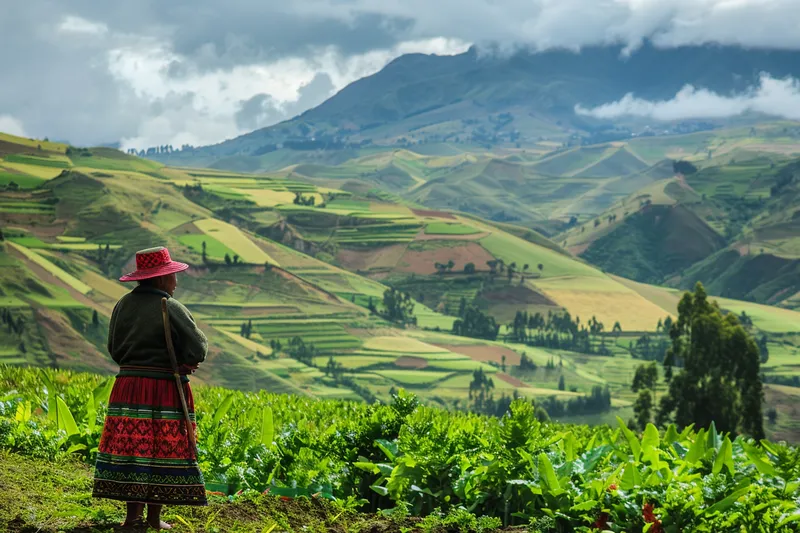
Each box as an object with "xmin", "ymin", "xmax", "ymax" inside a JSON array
[
  {"xmin": 58, "ymin": 15, "xmax": 108, "ymax": 36},
  {"xmin": 0, "ymin": 115, "xmax": 28, "ymax": 137},
  {"xmin": 112, "ymin": 37, "xmax": 469, "ymax": 149},
  {"xmin": 575, "ymin": 74, "xmax": 800, "ymax": 121}
]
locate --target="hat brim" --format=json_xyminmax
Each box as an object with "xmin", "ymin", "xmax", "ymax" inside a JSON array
[{"xmin": 119, "ymin": 261, "xmax": 189, "ymax": 282}]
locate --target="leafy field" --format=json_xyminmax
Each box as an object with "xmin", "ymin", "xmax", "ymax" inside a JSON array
[
  {"xmin": 2, "ymin": 366, "xmax": 800, "ymax": 533},
  {"xmin": 3, "ymin": 129, "xmax": 800, "ymax": 443}
]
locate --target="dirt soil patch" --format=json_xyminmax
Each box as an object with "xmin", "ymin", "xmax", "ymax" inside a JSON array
[
  {"xmin": 337, "ymin": 244, "xmax": 407, "ymax": 271},
  {"xmin": 435, "ymin": 343, "xmax": 521, "ymax": 365},
  {"xmin": 394, "ymin": 356, "xmax": 428, "ymax": 369},
  {"xmin": 396, "ymin": 242, "xmax": 495, "ymax": 275},
  {"xmin": 495, "ymin": 372, "xmax": 527, "ymax": 387},
  {"xmin": 171, "ymin": 221, "xmax": 202, "ymax": 235},
  {"xmin": 412, "ymin": 208, "xmax": 456, "ymax": 220},
  {"xmin": 481, "ymin": 284, "xmax": 557, "ymax": 305}
]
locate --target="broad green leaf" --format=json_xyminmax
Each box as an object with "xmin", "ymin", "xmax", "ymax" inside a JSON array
[
  {"xmin": 92, "ymin": 378, "xmax": 114, "ymax": 409},
  {"xmin": 86, "ymin": 392, "xmax": 96, "ymax": 433},
  {"xmin": 704, "ymin": 485, "xmax": 751, "ymax": 515},
  {"xmin": 570, "ymin": 500, "xmax": 598, "ymax": 511},
  {"xmin": 353, "ymin": 462, "xmax": 378, "ymax": 474},
  {"xmin": 260, "ymin": 407, "xmax": 274, "ymax": 448},
  {"xmin": 706, "ymin": 421, "xmax": 719, "ymax": 451},
  {"xmin": 684, "ymin": 429, "xmax": 707, "ymax": 465},
  {"xmin": 620, "ymin": 462, "xmax": 642, "ymax": 491},
  {"xmin": 641, "ymin": 423, "xmax": 661, "ymax": 465},
  {"xmin": 67, "ymin": 443, "xmax": 87, "ymax": 454},
  {"xmin": 564, "ymin": 431, "xmax": 577, "ymax": 462},
  {"xmin": 664, "ymin": 424, "xmax": 680, "ymax": 445},
  {"xmin": 375, "ymin": 439, "xmax": 398, "ymax": 461},
  {"xmin": 712, "ymin": 437, "xmax": 733, "ymax": 475},
  {"xmin": 56, "ymin": 397, "xmax": 79, "ymax": 437},
  {"xmin": 642, "ymin": 423, "xmax": 659, "ymax": 452},
  {"xmin": 580, "ymin": 445, "xmax": 612, "ymax": 474},
  {"xmin": 537, "ymin": 453, "xmax": 560, "ymax": 493},
  {"xmin": 212, "ymin": 393, "xmax": 235, "ymax": 427},
  {"xmin": 759, "ymin": 440, "xmax": 778, "ymax": 457},
  {"xmin": 741, "ymin": 441, "xmax": 776, "ymax": 476},
  {"xmin": 779, "ymin": 512, "xmax": 800, "ymax": 528},
  {"xmin": 39, "ymin": 370, "xmax": 57, "ymax": 424},
  {"xmin": 616, "ymin": 416, "xmax": 641, "ymax": 460}
]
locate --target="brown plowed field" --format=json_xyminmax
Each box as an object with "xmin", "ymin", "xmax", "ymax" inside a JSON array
[
  {"xmin": 396, "ymin": 243, "xmax": 495, "ymax": 275},
  {"xmin": 412, "ymin": 209, "xmax": 456, "ymax": 220},
  {"xmin": 394, "ymin": 356, "xmax": 428, "ymax": 369},
  {"xmin": 337, "ymin": 244, "xmax": 407, "ymax": 271}
]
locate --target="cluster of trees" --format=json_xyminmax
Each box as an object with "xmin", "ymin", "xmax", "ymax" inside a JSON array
[
  {"xmin": 452, "ymin": 303, "xmax": 500, "ymax": 341},
  {"xmin": 518, "ymin": 353, "xmax": 537, "ymax": 372},
  {"xmin": 629, "ymin": 318, "xmax": 673, "ymax": 362},
  {"xmin": 673, "ymin": 160, "xmax": 698, "ymax": 175},
  {"xmin": 1, "ymin": 308, "xmax": 25, "ymax": 336},
  {"xmin": 324, "ymin": 356, "xmax": 345, "ymax": 379},
  {"xmin": 656, "ymin": 283, "xmax": 765, "ymax": 439},
  {"xmin": 468, "ymin": 367, "xmax": 495, "ymax": 414},
  {"xmin": 434, "ymin": 260, "xmax": 455, "ymax": 274},
  {"xmin": 239, "ymin": 320, "xmax": 254, "ymax": 339},
  {"xmin": 223, "ymin": 253, "xmax": 242, "ymax": 266},
  {"xmin": 630, "ymin": 361, "xmax": 659, "ymax": 430},
  {"xmin": 127, "ymin": 145, "xmax": 194, "ymax": 156},
  {"xmin": 377, "ymin": 288, "xmax": 416, "ymax": 326},
  {"xmin": 507, "ymin": 310, "xmax": 619, "ymax": 356},
  {"xmin": 285, "ymin": 337, "xmax": 319, "ymax": 366},
  {"xmin": 486, "ymin": 260, "xmax": 543, "ymax": 283},
  {"xmin": 95, "ymin": 243, "xmax": 123, "ymax": 276},
  {"xmin": 538, "ymin": 385, "xmax": 612, "ymax": 418},
  {"xmin": 293, "ymin": 192, "xmax": 316, "ymax": 206}
]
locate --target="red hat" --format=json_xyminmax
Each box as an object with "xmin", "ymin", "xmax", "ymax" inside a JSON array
[{"xmin": 119, "ymin": 246, "xmax": 189, "ymax": 282}]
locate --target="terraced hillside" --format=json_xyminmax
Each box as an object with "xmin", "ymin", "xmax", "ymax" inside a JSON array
[
  {"xmin": 556, "ymin": 149, "xmax": 800, "ymax": 308},
  {"xmin": 3, "ymin": 131, "xmax": 800, "ymax": 441}
]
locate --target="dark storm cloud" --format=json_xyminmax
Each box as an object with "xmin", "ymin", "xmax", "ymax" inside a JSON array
[{"xmin": 5, "ymin": 0, "xmax": 800, "ymax": 147}]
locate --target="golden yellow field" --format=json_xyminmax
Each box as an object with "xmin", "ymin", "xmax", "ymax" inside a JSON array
[
  {"xmin": 194, "ymin": 218, "xmax": 278, "ymax": 265},
  {"xmin": 537, "ymin": 278, "xmax": 673, "ymax": 332},
  {"xmin": 1, "ymin": 161, "xmax": 65, "ymax": 179}
]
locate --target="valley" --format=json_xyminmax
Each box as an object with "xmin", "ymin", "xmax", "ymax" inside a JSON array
[{"xmin": 3, "ymin": 125, "xmax": 800, "ymax": 443}]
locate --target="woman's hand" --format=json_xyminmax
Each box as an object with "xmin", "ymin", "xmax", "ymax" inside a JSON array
[{"xmin": 178, "ymin": 363, "xmax": 199, "ymax": 374}]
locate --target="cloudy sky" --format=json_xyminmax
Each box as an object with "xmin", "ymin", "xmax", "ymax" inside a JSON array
[{"xmin": 3, "ymin": 0, "xmax": 800, "ymax": 149}]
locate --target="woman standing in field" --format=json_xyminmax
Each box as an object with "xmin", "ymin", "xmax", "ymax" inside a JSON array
[{"xmin": 92, "ymin": 247, "xmax": 208, "ymax": 530}]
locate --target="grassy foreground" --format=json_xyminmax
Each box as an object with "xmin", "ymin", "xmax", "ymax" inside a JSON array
[
  {"xmin": 2, "ymin": 367, "xmax": 800, "ymax": 533},
  {"xmin": 1, "ymin": 451, "xmax": 504, "ymax": 533}
]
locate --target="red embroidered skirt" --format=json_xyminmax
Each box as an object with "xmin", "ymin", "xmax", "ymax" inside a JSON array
[{"xmin": 92, "ymin": 366, "xmax": 207, "ymax": 506}]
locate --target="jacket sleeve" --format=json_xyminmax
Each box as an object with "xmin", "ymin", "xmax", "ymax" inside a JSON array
[
  {"xmin": 167, "ymin": 298, "xmax": 208, "ymax": 365},
  {"xmin": 107, "ymin": 299, "xmax": 122, "ymax": 363}
]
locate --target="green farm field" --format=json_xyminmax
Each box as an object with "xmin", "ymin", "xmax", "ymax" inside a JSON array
[{"xmin": 2, "ymin": 128, "xmax": 800, "ymax": 443}]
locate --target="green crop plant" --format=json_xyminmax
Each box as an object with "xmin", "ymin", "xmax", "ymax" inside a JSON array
[{"xmin": 1, "ymin": 365, "xmax": 799, "ymax": 532}]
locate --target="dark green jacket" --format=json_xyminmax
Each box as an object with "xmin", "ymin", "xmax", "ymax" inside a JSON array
[{"xmin": 107, "ymin": 286, "xmax": 208, "ymax": 369}]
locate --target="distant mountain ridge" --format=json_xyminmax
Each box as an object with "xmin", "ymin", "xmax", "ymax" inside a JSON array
[{"xmin": 151, "ymin": 42, "xmax": 800, "ymax": 168}]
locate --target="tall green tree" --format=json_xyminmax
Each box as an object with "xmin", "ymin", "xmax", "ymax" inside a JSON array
[
  {"xmin": 657, "ymin": 283, "xmax": 764, "ymax": 439},
  {"xmin": 631, "ymin": 362, "xmax": 658, "ymax": 430}
]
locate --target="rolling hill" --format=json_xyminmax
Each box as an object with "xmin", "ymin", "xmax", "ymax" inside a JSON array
[
  {"xmin": 3, "ymin": 131, "xmax": 800, "ymax": 441},
  {"xmin": 147, "ymin": 43, "xmax": 800, "ymax": 172}
]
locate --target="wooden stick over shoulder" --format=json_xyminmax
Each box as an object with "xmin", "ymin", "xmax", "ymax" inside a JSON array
[{"xmin": 161, "ymin": 297, "xmax": 198, "ymax": 458}]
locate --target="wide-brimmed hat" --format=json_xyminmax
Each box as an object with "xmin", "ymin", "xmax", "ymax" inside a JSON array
[{"xmin": 119, "ymin": 246, "xmax": 189, "ymax": 282}]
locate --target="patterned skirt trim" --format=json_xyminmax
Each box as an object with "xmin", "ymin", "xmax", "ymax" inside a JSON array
[{"xmin": 92, "ymin": 371, "xmax": 207, "ymax": 506}]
